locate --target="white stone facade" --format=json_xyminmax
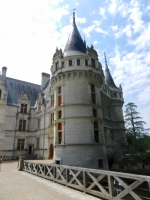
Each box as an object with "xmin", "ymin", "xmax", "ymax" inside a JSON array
[{"xmin": 0, "ymin": 15, "xmax": 127, "ymax": 169}]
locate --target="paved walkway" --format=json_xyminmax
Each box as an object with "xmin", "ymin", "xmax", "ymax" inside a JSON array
[{"xmin": 0, "ymin": 161, "xmax": 100, "ymax": 200}]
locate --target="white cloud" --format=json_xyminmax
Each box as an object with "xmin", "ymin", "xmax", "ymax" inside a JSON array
[
  {"xmin": 82, "ymin": 25, "xmax": 95, "ymax": 37},
  {"xmin": 129, "ymin": 23, "xmax": 150, "ymax": 50},
  {"xmin": 93, "ymin": 40, "xmax": 98, "ymax": 45},
  {"xmin": 90, "ymin": 10, "xmax": 96, "ymax": 15},
  {"xmin": 83, "ymin": 20, "xmax": 106, "ymax": 37},
  {"xmin": 99, "ymin": 7, "xmax": 106, "ymax": 19},
  {"xmin": 111, "ymin": 25, "xmax": 118, "ymax": 31},
  {"xmin": 122, "ymin": 24, "xmax": 132, "ymax": 37},
  {"xmin": 108, "ymin": 0, "xmax": 118, "ymax": 15},
  {"xmin": 95, "ymin": 27, "xmax": 107, "ymax": 35},
  {"xmin": 76, "ymin": 16, "xmax": 86, "ymax": 23}
]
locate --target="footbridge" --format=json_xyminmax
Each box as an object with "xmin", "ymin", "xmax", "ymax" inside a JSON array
[{"xmin": 22, "ymin": 160, "xmax": 150, "ymax": 200}]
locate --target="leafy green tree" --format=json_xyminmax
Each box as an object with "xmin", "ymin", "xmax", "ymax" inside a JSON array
[{"xmin": 124, "ymin": 102, "xmax": 150, "ymax": 154}]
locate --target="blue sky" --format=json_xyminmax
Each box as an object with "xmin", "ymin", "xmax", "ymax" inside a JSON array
[{"xmin": 0, "ymin": 0, "xmax": 150, "ymax": 129}]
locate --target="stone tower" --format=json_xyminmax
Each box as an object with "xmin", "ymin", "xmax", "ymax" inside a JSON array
[{"xmin": 50, "ymin": 12, "xmax": 110, "ymax": 169}]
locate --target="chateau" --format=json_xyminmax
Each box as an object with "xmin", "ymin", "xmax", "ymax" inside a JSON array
[{"xmin": 0, "ymin": 13, "xmax": 127, "ymax": 169}]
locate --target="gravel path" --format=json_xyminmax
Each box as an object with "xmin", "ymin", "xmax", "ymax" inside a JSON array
[{"xmin": 0, "ymin": 161, "xmax": 100, "ymax": 200}]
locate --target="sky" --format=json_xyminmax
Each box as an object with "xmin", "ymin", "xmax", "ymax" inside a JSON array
[{"xmin": 0, "ymin": 0, "xmax": 150, "ymax": 129}]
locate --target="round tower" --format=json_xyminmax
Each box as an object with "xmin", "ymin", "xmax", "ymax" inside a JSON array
[{"xmin": 50, "ymin": 12, "xmax": 108, "ymax": 169}]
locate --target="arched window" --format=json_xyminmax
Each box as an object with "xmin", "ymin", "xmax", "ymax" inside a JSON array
[{"xmin": 0, "ymin": 89, "xmax": 1, "ymax": 99}]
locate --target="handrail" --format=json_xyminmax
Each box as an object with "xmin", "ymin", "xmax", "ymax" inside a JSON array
[{"xmin": 23, "ymin": 160, "xmax": 150, "ymax": 200}]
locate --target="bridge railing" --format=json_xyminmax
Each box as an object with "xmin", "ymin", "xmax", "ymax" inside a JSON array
[{"xmin": 23, "ymin": 160, "xmax": 150, "ymax": 200}]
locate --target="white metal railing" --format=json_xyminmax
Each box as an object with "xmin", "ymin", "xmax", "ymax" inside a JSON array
[{"xmin": 23, "ymin": 161, "xmax": 150, "ymax": 200}]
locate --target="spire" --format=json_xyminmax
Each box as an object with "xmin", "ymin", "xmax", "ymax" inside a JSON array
[
  {"xmin": 73, "ymin": 9, "xmax": 76, "ymax": 25},
  {"xmin": 104, "ymin": 52, "xmax": 118, "ymax": 89},
  {"xmin": 63, "ymin": 11, "xmax": 86, "ymax": 57},
  {"xmin": 104, "ymin": 51, "xmax": 109, "ymax": 71}
]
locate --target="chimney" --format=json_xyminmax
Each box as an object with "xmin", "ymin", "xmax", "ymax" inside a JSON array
[
  {"xmin": 2, "ymin": 66, "xmax": 7, "ymax": 80},
  {"xmin": 41, "ymin": 72, "xmax": 50, "ymax": 89}
]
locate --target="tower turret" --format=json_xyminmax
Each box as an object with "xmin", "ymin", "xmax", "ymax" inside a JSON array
[
  {"xmin": 63, "ymin": 11, "xmax": 86, "ymax": 57},
  {"xmin": 104, "ymin": 52, "xmax": 118, "ymax": 89}
]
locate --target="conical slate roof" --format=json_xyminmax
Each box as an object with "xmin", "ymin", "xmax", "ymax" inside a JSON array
[
  {"xmin": 104, "ymin": 52, "xmax": 118, "ymax": 89},
  {"xmin": 63, "ymin": 12, "xmax": 86, "ymax": 57}
]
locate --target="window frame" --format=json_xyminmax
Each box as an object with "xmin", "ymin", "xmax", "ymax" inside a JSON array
[
  {"xmin": 85, "ymin": 60, "xmax": 88, "ymax": 66},
  {"xmin": 20, "ymin": 104, "xmax": 27, "ymax": 114},
  {"xmin": 69, "ymin": 60, "xmax": 72, "ymax": 66},
  {"xmin": 58, "ymin": 110, "xmax": 62, "ymax": 119},
  {"xmin": 19, "ymin": 120, "xmax": 26, "ymax": 131},
  {"xmin": 91, "ymin": 59, "xmax": 95, "ymax": 68},
  {"xmin": 17, "ymin": 139, "xmax": 25, "ymax": 150},
  {"xmin": 77, "ymin": 59, "xmax": 80, "ymax": 66}
]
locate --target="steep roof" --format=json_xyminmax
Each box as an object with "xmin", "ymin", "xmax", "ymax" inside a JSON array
[
  {"xmin": 5, "ymin": 77, "xmax": 40, "ymax": 106},
  {"xmin": 104, "ymin": 52, "xmax": 118, "ymax": 90},
  {"xmin": 63, "ymin": 12, "xmax": 86, "ymax": 57}
]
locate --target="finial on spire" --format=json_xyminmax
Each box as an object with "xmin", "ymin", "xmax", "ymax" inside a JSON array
[
  {"xmin": 104, "ymin": 51, "xmax": 109, "ymax": 70},
  {"xmin": 73, "ymin": 8, "xmax": 76, "ymax": 24}
]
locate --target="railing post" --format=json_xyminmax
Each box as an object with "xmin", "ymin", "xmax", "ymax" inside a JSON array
[
  {"xmin": 66, "ymin": 168, "xmax": 69, "ymax": 186},
  {"xmin": 108, "ymin": 175, "xmax": 114, "ymax": 198},
  {"xmin": 53, "ymin": 166, "xmax": 56, "ymax": 182},
  {"xmin": 83, "ymin": 171, "xmax": 87, "ymax": 193},
  {"xmin": 18, "ymin": 156, "xmax": 24, "ymax": 171},
  {"xmin": 44, "ymin": 164, "xmax": 46, "ymax": 177}
]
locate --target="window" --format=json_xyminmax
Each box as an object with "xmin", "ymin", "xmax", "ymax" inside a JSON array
[
  {"xmin": 94, "ymin": 121, "xmax": 98, "ymax": 129},
  {"xmin": 58, "ymin": 86, "xmax": 61, "ymax": 94},
  {"xmin": 91, "ymin": 84, "xmax": 95, "ymax": 92},
  {"xmin": 58, "ymin": 96, "xmax": 61, "ymax": 106},
  {"xmin": 98, "ymin": 159, "xmax": 103, "ymax": 168},
  {"xmin": 94, "ymin": 121, "xmax": 99, "ymax": 143},
  {"xmin": 58, "ymin": 110, "xmax": 62, "ymax": 119},
  {"xmin": 58, "ymin": 123, "xmax": 62, "ymax": 130},
  {"xmin": 51, "ymin": 95, "xmax": 54, "ymax": 106},
  {"xmin": 69, "ymin": 60, "xmax": 72, "ymax": 66},
  {"xmin": 20, "ymin": 104, "xmax": 27, "ymax": 114},
  {"xmin": 58, "ymin": 86, "xmax": 62, "ymax": 106},
  {"xmin": 91, "ymin": 84, "xmax": 96, "ymax": 104},
  {"xmin": 37, "ymin": 138, "xmax": 40, "ymax": 149},
  {"xmin": 114, "ymin": 92, "xmax": 117, "ymax": 97},
  {"xmin": 17, "ymin": 139, "xmax": 25, "ymax": 150},
  {"xmin": 94, "ymin": 131, "xmax": 99, "ymax": 143},
  {"xmin": 56, "ymin": 62, "xmax": 59, "ymax": 71},
  {"xmin": 77, "ymin": 59, "xmax": 80, "ymax": 65},
  {"xmin": 58, "ymin": 132, "xmax": 62, "ymax": 144},
  {"xmin": 19, "ymin": 120, "xmax": 26, "ymax": 131},
  {"xmin": 58, "ymin": 123, "xmax": 62, "ymax": 144},
  {"xmin": 37, "ymin": 118, "xmax": 40, "ymax": 130},
  {"xmin": 62, "ymin": 62, "xmax": 64, "ymax": 68},
  {"xmin": 51, "ymin": 113, "xmax": 54, "ymax": 125},
  {"xmin": 85, "ymin": 60, "xmax": 88, "ymax": 66},
  {"xmin": 91, "ymin": 59, "xmax": 95, "ymax": 68},
  {"xmin": 93, "ymin": 109, "xmax": 97, "ymax": 117}
]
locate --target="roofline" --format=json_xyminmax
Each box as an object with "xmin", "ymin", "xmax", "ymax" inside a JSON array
[{"xmin": 6, "ymin": 77, "xmax": 40, "ymax": 86}]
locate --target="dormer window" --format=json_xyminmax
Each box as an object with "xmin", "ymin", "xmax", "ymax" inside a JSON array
[
  {"xmin": 69, "ymin": 60, "xmax": 72, "ymax": 66},
  {"xmin": 77, "ymin": 59, "xmax": 80, "ymax": 65},
  {"xmin": 20, "ymin": 104, "xmax": 27, "ymax": 113},
  {"xmin": 91, "ymin": 59, "xmax": 95, "ymax": 68}
]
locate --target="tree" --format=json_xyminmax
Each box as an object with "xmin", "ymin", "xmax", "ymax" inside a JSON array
[
  {"xmin": 124, "ymin": 102, "xmax": 150, "ymax": 154},
  {"xmin": 124, "ymin": 102, "xmax": 146, "ymax": 138}
]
